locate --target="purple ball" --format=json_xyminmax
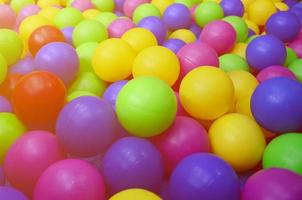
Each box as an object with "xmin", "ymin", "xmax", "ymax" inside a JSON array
[
  {"xmin": 0, "ymin": 186, "xmax": 28, "ymax": 200},
  {"xmin": 251, "ymin": 77, "xmax": 302, "ymax": 133},
  {"xmin": 169, "ymin": 153, "xmax": 241, "ymax": 200},
  {"xmin": 246, "ymin": 35, "xmax": 286, "ymax": 71},
  {"xmin": 34, "ymin": 42, "xmax": 79, "ymax": 85},
  {"xmin": 56, "ymin": 96, "xmax": 118, "ymax": 157},
  {"xmin": 114, "ymin": 0, "xmax": 125, "ymax": 12},
  {"xmin": 61, "ymin": 27, "xmax": 74, "ymax": 45},
  {"xmin": 163, "ymin": 39, "xmax": 186, "ymax": 54},
  {"xmin": 162, "ymin": 3, "xmax": 191, "ymax": 30},
  {"xmin": 9, "ymin": 55, "xmax": 35, "ymax": 75},
  {"xmin": 138, "ymin": 16, "xmax": 167, "ymax": 44},
  {"xmin": 189, "ymin": 23, "xmax": 202, "ymax": 38},
  {"xmin": 242, "ymin": 168, "xmax": 302, "ymax": 200},
  {"xmin": 284, "ymin": 0, "xmax": 299, "ymax": 8},
  {"xmin": 0, "ymin": 96, "xmax": 12, "ymax": 113},
  {"xmin": 103, "ymin": 80, "xmax": 128, "ymax": 109},
  {"xmin": 220, "ymin": 0, "xmax": 244, "ymax": 17},
  {"xmin": 290, "ymin": 7, "xmax": 302, "ymax": 24},
  {"xmin": 102, "ymin": 136, "xmax": 164, "ymax": 194}
]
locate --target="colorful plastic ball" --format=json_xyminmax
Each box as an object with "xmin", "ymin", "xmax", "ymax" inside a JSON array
[
  {"xmin": 121, "ymin": 27, "xmax": 157, "ymax": 54},
  {"xmin": 251, "ymin": 77, "xmax": 302, "ymax": 133},
  {"xmin": 248, "ymin": 0, "xmax": 277, "ymax": 26},
  {"xmin": 102, "ymin": 137, "xmax": 163, "ymax": 194},
  {"xmin": 290, "ymin": 7, "xmax": 302, "ymax": 25},
  {"xmin": 76, "ymin": 42, "xmax": 98, "ymax": 73},
  {"xmin": 289, "ymin": 59, "xmax": 302, "ymax": 82},
  {"xmin": 0, "ymin": 74, "xmax": 23, "ymax": 100},
  {"xmin": 61, "ymin": 27, "xmax": 73, "ymax": 45},
  {"xmin": 91, "ymin": 0, "xmax": 114, "ymax": 12},
  {"xmin": 92, "ymin": 38, "xmax": 135, "ymax": 82},
  {"xmin": 110, "ymin": 188, "xmax": 161, "ymax": 200},
  {"xmin": 133, "ymin": 3, "xmax": 161, "ymax": 24},
  {"xmin": 0, "ymin": 186, "xmax": 28, "ymax": 200},
  {"xmin": 0, "ymin": 96, "xmax": 12, "ymax": 113},
  {"xmin": 219, "ymin": 53, "xmax": 249, "ymax": 72},
  {"xmin": 169, "ymin": 29, "xmax": 196, "ymax": 44},
  {"xmin": 54, "ymin": 8, "xmax": 83, "ymax": 29},
  {"xmin": 108, "ymin": 18, "xmax": 136, "ymax": 38},
  {"xmin": 71, "ymin": 0, "xmax": 93, "ymax": 12},
  {"xmin": 170, "ymin": 153, "xmax": 240, "ymax": 200},
  {"xmin": 123, "ymin": 0, "xmax": 149, "ymax": 18},
  {"xmin": 257, "ymin": 65, "xmax": 297, "ymax": 82},
  {"xmin": 242, "ymin": 168, "xmax": 302, "ymax": 200},
  {"xmin": 16, "ymin": 5, "xmax": 41, "ymax": 27},
  {"xmin": 162, "ymin": 3, "xmax": 191, "ymax": 30},
  {"xmin": 162, "ymin": 39, "xmax": 186, "ymax": 54},
  {"xmin": 0, "ymin": 5, "xmax": 16, "ymax": 29},
  {"xmin": 34, "ymin": 159, "xmax": 105, "ymax": 200},
  {"xmin": 223, "ymin": 16, "xmax": 248, "ymax": 42},
  {"xmin": 103, "ymin": 80, "xmax": 128, "ymax": 109},
  {"xmin": 11, "ymin": 0, "xmax": 34, "ymax": 13},
  {"xmin": 194, "ymin": 2, "xmax": 224, "ymax": 27},
  {"xmin": 4, "ymin": 131, "xmax": 66, "ymax": 196},
  {"xmin": 138, "ymin": 16, "xmax": 167, "ymax": 44},
  {"xmin": 246, "ymin": 35, "xmax": 286, "ymax": 71},
  {"xmin": 179, "ymin": 66, "xmax": 234, "ymax": 120},
  {"xmin": 220, "ymin": 0, "xmax": 244, "ymax": 17},
  {"xmin": 95, "ymin": 12, "xmax": 118, "ymax": 27},
  {"xmin": 289, "ymin": 37, "xmax": 302, "ymax": 58},
  {"xmin": 285, "ymin": 47, "xmax": 298, "ymax": 66}
]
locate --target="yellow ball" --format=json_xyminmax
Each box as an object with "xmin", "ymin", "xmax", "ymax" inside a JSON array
[
  {"xmin": 83, "ymin": 9, "xmax": 101, "ymax": 19},
  {"xmin": 179, "ymin": 66, "xmax": 234, "ymax": 120},
  {"xmin": 245, "ymin": 19, "xmax": 259, "ymax": 34},
  {"xmin": 169, "ymin": 29, "xmax": 196, "ymax": 44},
  {"xmin": 209, "ymin": 113, "xmax": 266, "ymax": 172},
  {"xmin": 248, "ymin": 0, "xmax": 277, "ymax": 26},
  {"xmin": 38, "ymin": 6, "xmax": 61, "ymax": 21},
  {"xmin": 231, "ymin": 42, "xmax": 247, "ymax": 59},
  {"xmin": 151, "ymin": 0, "xmax": 174, "ymax": 14},
  {"xmin": 109, "ymin": 189, "xmax": 161, "ymax": 200},
  {"xmin": 92, "ymin": 38, "xmax": 136, "ymax": 82},
  {"xmin": 122, "ymin": 28, "xmax": 157, "ymax": 54},
  {"xmin": 241, "ymin": 0, "xmax": 254, "ymax": 9},
  {"xmin": 274, "ymin": 2, "xmax": 288, "ymax": 11},
  {"xmin": 132, "ymin": 46, "xmax": 180, "ymax": 86},
  {"xmin": 235, "ymin": 92, "xmax": 254, "ymax": 119},
  {"xmin": 37, "ymin": 0, "xmax": 60, "ymax": 8}
]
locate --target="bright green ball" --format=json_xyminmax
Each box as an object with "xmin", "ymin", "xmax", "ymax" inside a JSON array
[
  {"xmin": 0, "ymin": 54, "xmax": 7, "ymax": 84},
  {"xmin": 67, "ymin": 91, "xmax": 97, "ymax": 102},
  {"xmin": 72, "ymin": 20, "xmax": 108, "ymax": 47},
  {"xmin": 95, "ymin": 12, "xmax": 118, "ymax": 27},
  {"xmin": 263, "ymin": 133, "xmax": 302, "ymax": 175},
  {"xmin": 194, "ymin": 2, "xmax": 224, "ymax": 27},
  {"xmin": 54, "ymin": 8, "xmax": 83, "ymax": 29},
  {"xmin": 219, "ymin": 53, "xmax": 249, "ymax": 72},
  {"xmin": 288, "ymin": 59, "xmax": 302, "ymax": 82},
  {"xmin": 91, "ymin": 0, "xmax": 114, "ymax": 12},
  {"xmin": 76, "ymin": 42, "xmax": 98, "ymax": 74},
  {"xmin": 133, "ymin": 3, "xmax": 161, "ymax": 24},
  {"xmin": 11, "ymin": 0, "xmax": 34, "ymax": 12},
  {"xmin": 285, "ymin": 47, "xmax": 298, "ymax": 67},
  {"xmin": 116, "ymin": 76, "xmax": 177, "ymax": 137},
  {"xmin": 175, "ymin": 0, "xmax": 195, "ymax": 8},
  {"xmin": 223, "ymin": 16, "xmax": 248, "ymax": 42}
]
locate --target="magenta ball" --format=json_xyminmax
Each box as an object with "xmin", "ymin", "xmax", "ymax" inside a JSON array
[
  {"xmin": 138, "ymin": 16, "xmax": 167, "ymax": 44},
  {"xmin": 163, "ymin": 3, "xmax": 191, "ymax": 30},
  {"xmin": 0, "ymin": 186, "xmax": 28, "ymax": 200},
  {"xmin": 71, "ymin": 0, "xmax": 94, "ymax": 11},
  {"xmin": 16, "ymin": 5, "xmax": 40, "ymax": 27},
  {"xmin": 9, "ymin": 55, "xmax": 36, "ymax": 75},
  {"xmin": 242, "ymin": 168, "xmax": 302, "ymax": 200},
  {"xmin": 103, "ymin": 80, "xmax": 128, "ymax": 109},
  {"xmin": 61, "ymin": 27, "xmax": 74, "ymax": 45},
  {"xmin": 289, "ymin": 37, "xmax": 302, "ymax": 58},
  {"xmin": 4, "ymin": 131, "xmax": 66, "ymax": 196},
  {"xmin": 123, "ymin": 0, "xmax": 149, "ymax": 17},
  {"xmin": 200, "ymin": 20, "xmax": 236, "ymax": 55},
  {"xmin": 0, "ymin": 5, "xmax": 16, "ymax": 29},
  {"xmin": 152, "ymin": 116, "xmax": 210, "ymax": 174},
  {"xmin": 0, "ymin": 96, "xmax": 12, "ymax": 113},
  {"xmin": 34, "ymin": 159, "xmax": 105, "ymax": 200},
  {"xmin": 256, "ymin": 65, "xmax": 297, "ymax": 82},
  {"xmin": 34, "ymin": 42, "xmax": 79, "ymax": 85},
  {"xmin": 108, "ymin": 18, "xmax": 135, "ymax": 38}
]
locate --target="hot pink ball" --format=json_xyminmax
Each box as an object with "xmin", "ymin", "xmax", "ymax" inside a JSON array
[
  {"xmin": 289, "ymin": 37, "xmax": 302, "ymax": 58},
  {"xmin": 108, "ymin": 18, "xmax": 135, "ymax": 38},
  {"xmin": 34, "ymin": 159, "xmax": 106, "ymax": 200},
  {"xmin": 152, "ymin": 116, "xmax": 210, "ymax": 174},
  {"xmin": 200, "ymin": 20, "xmax": 236, "ymax": 55},
  {"xmin": 72, "ymin": 0, "xmax": 94, "ymax": 12},
  {"xmin": 256, "ymin": 65, "xmax": 297, "ymax": 82},
  {"xmin": 123, "ymin": 0, "xmax": 150, "ymax": 18},
  {"xmin": 4, "ymin": 131, "xmax": 66, "ymax": 197},
  {"xmin": 0, "ymin": 5, "xmax": 16, "ymax": 29},
  {"xmin": 16, "ymin": 5, "xmax": 40, "ymax": 27}
]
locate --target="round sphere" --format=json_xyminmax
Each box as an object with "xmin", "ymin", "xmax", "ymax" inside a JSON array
[
  {"xmin": 116, "ymin": 77, "xmax": 176, "ymax": 137},
  {"xmin": 71, "ymin": 0, "xmax": 93, "ymax": 12},
  {"xmin": 289, "ymin": 59, "xmax": 302, "ymax": 82},
  {"xmin": 123, "ymin": 0, "xmax": 149, "ymax": 18},
  {"xmin": 163, "ymin": 3, "xmax": 191, "ymax": 30},
  {"xmin": 219, "ymin": 53, "xmax": 249, "ymax": 72},
  {"xmin": 54, "ymin": 8, "xmax": 83, "ymax": 29},
  {"xmin": 285, "ymin": 47, "xmax": 298, "ymax": 66},
  {"xmin": 95, "ymin": 12, "xmax": 117, "ymax": 27},
  {"xmin": 162, "ymin": 38, "xmax": 186, "ymax": 54},
  {"xmin": 133, "ymin": 3, "xmax": 161, "ymax": 24},
  {"xmin": 4, "ymin": 131, "xmax": 66, "ymax": 196},
  {"xmin": 103, "ymin": 80, "xmax": 128, "ymax": 109},
  {"xmin": 92, "ymin": 38, "xmax": 136, "ymax": 82},
  {"xmin": 246, "ymin": 35, "xmax": 286, "ymax": 71},
  {"xmin": 138, "ymin": 16, "xmax": 167, "ymax": 44},
  {"xmin": 11, "ymin": 71, "xmax": 66, "ymax": 131},
  {"xmin": 61, "ymin": 27, "xmax": 74, "ymax": 45},
  {"xmin": 108, "ymin": 18, "xmax": 135, "ymax": 38},
  {"xmin": 0, "ymin": 96, "xmax": 12, "ymax": 113},
  {"xmin": 179, "ymin": 66, "xmax": 234, "ymax": 120},
  {"xmin": 0, "ymin": 5, "xmax": 16, "ymax": 29},
  {"xmin": 56, "ymin": 96, "xmax": 117, "ymax": 157},
  {"xmin": 110, "ymin": 189, "xmax": 161, "ymax": 200},
  {"xmin": 223, "ymin": 16, "xmax": 248, "ymax": 42},
  {"xmin": 169, "ymin": 153, "xmax": 241, "ymax": 200},
  {"xmin": 248, "ymin": 0, "xmax": 277, "ymax": 26},
  {"xmin": 169, "ymin": 29, "xmax": 196, "ymax": 44},
  {"xmin": 76, "ymin": 42, "xmax": 98, "ymax": 73},
  {"xmin": 0, "ymin": 186, "xmax": 28, "ymax": 200},
  {"xmin": 34, "ymin": 42, "xmax": 79, "ymax": 85},
  {"xmin": 251, "ymin": 77, "xmax": 302, "ymax": 133},
  {"xmin": 200, "ymin": 20, "xmax": 236, "ymax": 55},
  {"xmin": 194, "ymin": 2, "xmax": 224, "ymax": 27},
  {"xmin": 257, "ymin": 65, "xmax": 297, "ymax": 82},
  {"xmin": 220, "ymin": 0, "xmax": 244, "ymax": 17},
  {"xmin": 242, "ymin": 168, "xmax": 302, "ymax": 200},
  {"xmin": 34, "ymin": 159, "xmax": 105, "ymax": 200},
  {"xmin": 209, "ymin": 113, "xmax": 266, "ymax": 172}
]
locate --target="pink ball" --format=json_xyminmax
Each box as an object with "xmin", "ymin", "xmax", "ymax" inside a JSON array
[
  {"xmin": 72, "ymin": 0, "xmax": 94, "ymax": 12},
  {"xmin": 123, "ymin": 0, "xmax": 150, "ymax": 18},
  {"xmin": 34, "ymin": 159, "xmax": 105, "ymax": 200},
  {"xmin": 152, "ymin": 116, "xmax": 210, "ymax": 174},
  {"xmin": 4, "ymin": 131, "xmax": 66, "ymax": 196},
  {"xmin": 256, "ymin": 65, "xmax": 297, "ymax": 82},
  {"xmin": 16, "ymin": 5, "xmax": 40, "ymax": 27},
  {"xmin": 288, "ymin": 37, "xmax": 302, "ymax": 58},
  {"xmin": 200, "ymin": 20, "xmax": 236, "ymax": 55},
  {"xmin": 108, "ymin": 18, "xmax": 135, "ymax": 38},
  {"xmin": 0, "ymin": 5, "xmax": 16, "ymax": 29}
]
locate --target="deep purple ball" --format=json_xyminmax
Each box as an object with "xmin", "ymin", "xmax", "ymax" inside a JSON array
[
  {"xmin": 162, "ymin": 3, "xmax": 191, "ymax": 30},
  {"xmin": 220, "ymin": 0, "xmax": 244, "ymax": 17},
  {"xmin": 163, "ymin": 39, "xmax": 186, "ymax": 54},
  {"xmin": 138, "ymin": 16, "xmax": 167, "ymax": 44}
]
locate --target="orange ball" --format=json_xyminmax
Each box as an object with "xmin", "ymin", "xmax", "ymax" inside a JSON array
[
  {"xmin": 11, "ymin": 71, "xmax": 66, "ymax": 131},
  {"xmin": 28, "ymin": 25, "xmax": 65, "ymax": 56},
  {"xmin": 0, "ymin": 73, "xmax": 23, "ymax": 100}
]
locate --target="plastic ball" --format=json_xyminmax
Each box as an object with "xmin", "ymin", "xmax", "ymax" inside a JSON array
[
  {"xmin": 194, "ymin": 2, "xmax": 224, "ymax": 27},
  {"xmin": 102, "ymin": 137, "xmax": 163, "ymax": 194},
  {"xmin": 92, "ymin": 38, "xmax": 136, "ymax": 82},
  {"xmin": 95, "ymin": 12, "xmax": 118, "ymax": 27},
  {"xmin": 138, "ymin": 16, "xmax": 167, "ymax": 44},
  {"xmin": 179, "ymin": 66, "xmax": 234, "ymax": 120},
  {"xmin": 223, "ymin": 16, "xmax": 248, "ymax": 42},
  {"xmin": 34, "ymin": 159, "xmax": 105, "ymax": 200},
  {"xmin": 38, "ymin": 7, "xmax": 60, "ymax": 21},
  {"xmin": 162, "ymin": 3, "xmax": 191, "ymax": 30},
  {"xmin": 0, "ymin": 5, "xmax": 16, "ymax": 29},
  {"xmin": 71, "ymin": 0, "xmax": 93, "ymax": 12},
  {"xmin": 132, "ymin": 46, "xmax": 180, "ymax": 86},
  {"xmin": 169, "ymin": 29, "xmax": 196, "ymax": 44},
  {"xmin": 76, "ymin": 42, "xmax": 98, "ymax": 73},
  {"xmin": 235, "ymin": 93, "xmax": 254, "ymax": 119},
  {"xmin": 219, "ymin": 53, "xmax": 249, "ymax": 72},
  {"xmin": 11, "ymin": 0, "xmax": 34, "ymax": 12},
  {"xmin": 108, "ymin": 18, "xmax": 136, "ymax": 38},
  {"xmin": 169, "ymin": 153, "xmax": 240, "ymax": 200},
  {"xmin": 288, "ymin": 37, "xmax": 302, "ymax": 58},
  {"xmin": 257, "ymin": 65, "xmax": 297, "ymax": 82},
  {"xmin": 9, "ymin": 55, "xmax": 35, "ymax": 75},
  {"xmin": 285, "ymin": 47, "xmax": 298, "ymax": 66},
  {"xmin": 91, "ymin": 0, "xmax": 114, "ymax": 12},
  {"xmin": 162, "ymin": 38, "xmax": 186, "ymax": 54},
  {"xmin": 0, "ymin": 96, "xmax": 12, "ymax": 113},
  {"xmin": 220, "ymin": 0, "xmax": 244, "ymax": 17},
  {"xmin": 133, "ymin": 3, "xmax": 161, "ymax": 24},
  {"xmin": 0, "ymin": 186, "xmax": 28, "ymax": 200},
  {"xmin": 189, "ymin": 23, "xmax": 202, "ymax": 37},
  {"xmin": 110, "ymin": 188, "xmax": 161, "ymax": 200},
  {"xmin": 4, "ymin": 131, "xmax": 66, "ymax": 196},
  {"xmin": 123, "ymin": 0, "xmax": 149, "ymax": 18},
  {"xmin": 54, "ymin": 8, "xmax": 83, "ymax": 29},
  {"xmin": 251, "ymin": 77, "xmax": 302, "ymax": 133},
  {"xmin": 246, "ymin": 35, "xmax": 286, "ymax": 71},
  {"xmin": 103, "ymin": 80, "xmax": 128, "ymax": 109},
  {"xmin": 248, "ymin": 0, "xmax": 277, "ymax": 26},
  {"xmin": 288, "ymin": 59, "xmax": 302, "ymax": 82}
]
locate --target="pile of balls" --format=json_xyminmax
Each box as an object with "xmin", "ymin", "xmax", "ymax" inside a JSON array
[{"xmin": 0, "ymin": 0, "xmax": 302, "ymax": 199}]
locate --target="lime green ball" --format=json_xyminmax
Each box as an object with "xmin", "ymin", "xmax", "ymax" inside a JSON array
[
  {"xmin": 95, "ymin": 12, "xmax": 118, "ymax": 27},
  {"xmin": 116, "ymin": 76, "xmax": 177, "ymax": 137},
  {"xmin": 0, "ymin": 54, "xmax": 7, "ymax": 84},
  {"xmin": 223, "ymin": 16, "xmax": 248, "ymax": 42},
  {"xmin": 219, "ymin": 54, "xmax": 249, "ymax": 72},
  {"xmin": 69, "ymin": 72, "xmax": 107, "ymax": 96},
  {"xmin": 76, "ymin": 42, "xmax": 98, "ymax": 74},
  {"xmin": 0, "ymin": 29, "xmax": 23, "ymax": 66},
  {"xmin": 67, "ymin": 91, "xmax": 97, "ymax": 102},
  {"xmin": 133, "ymin": 3, "xmax": 161, "ymax": 24},
  {"xmin": 11, "ymin": 0, "xmax": 34, "ymax": 12},
  {"xmin": 175, "ymin": 0, "xmax": 195, "ymax": 8},
  {"xmin": 285, "ymin": 47, "xmax": 298, "ymax": 67},
  {"xmin": 288, "ymin": 59, "xmax": 302, "ymax": 82},
  {"xmin": 54, "ymin": 8, "xmax": 83, "ymax": 29},
  {"xmin": 72, "ymin": 20, "xmax": 108, "ymax": 47},
  {"xmin": 194, "ymin": 2, "xmax": 224, "ymax": 27},
  {"xmin": 0, "ymin": 113, "xmax": 26, "ymax": 164},
  {"xmin": 91, "ymin": 0, "xmax": 114, "ymax": 12},
  {"xmin": 263, "ymin": 133, "xmax": 302, "ymax": 175}
]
